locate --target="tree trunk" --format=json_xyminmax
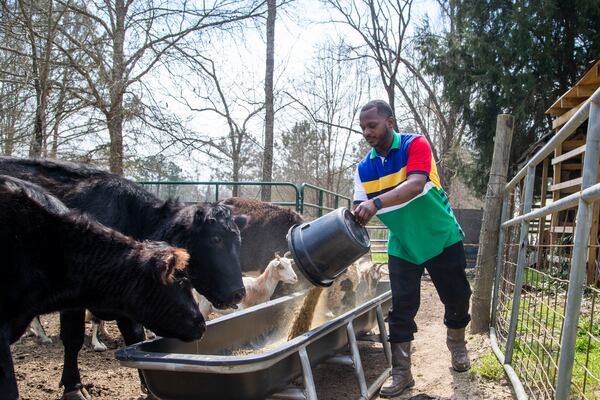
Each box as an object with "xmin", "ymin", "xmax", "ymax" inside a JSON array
[
  {"xmin": 470, "ymin": 114, "xmax": 515, "ymax": 333},
  {"xmin": 232, "ymin": 151, "xmax": 241, "ymax": 197},
  {"xmin": 261, "ymin": 0, "xmax": 276, "ymax": 201},
  {"xmin": 108, "ymin": 0, "xmax": 126, "ymax": 175},
  {"xmin": 23, "ymin": 0, "xmax": 55, "ymax": 158},
  {"xmin": 3, "ymin": 125, "xmax": 15, "ymax": 156}
]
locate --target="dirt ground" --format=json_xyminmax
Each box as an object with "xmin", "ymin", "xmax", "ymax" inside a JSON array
[{"xmin": 13, "ymin": 279, "xmax": 515, "ymax": 400}]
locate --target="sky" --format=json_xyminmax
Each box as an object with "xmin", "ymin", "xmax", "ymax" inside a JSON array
[{"xmin": 136, "ymin": 0, "xmax": 443, "ymax": 181}]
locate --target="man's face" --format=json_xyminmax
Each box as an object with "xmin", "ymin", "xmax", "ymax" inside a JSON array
[{"xmin": 359, "ymin": 107, "xmax": 393, "ymax": 150}]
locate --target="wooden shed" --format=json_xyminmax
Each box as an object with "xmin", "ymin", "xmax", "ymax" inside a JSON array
[{"xmin": 544, "ymin": 57, "xmax": 600, "ymax": 284}]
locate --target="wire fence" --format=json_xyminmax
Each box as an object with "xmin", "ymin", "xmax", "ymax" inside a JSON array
[{"xmin": 491, "ymin": 86, "xmax": 600, "ymax": 399}]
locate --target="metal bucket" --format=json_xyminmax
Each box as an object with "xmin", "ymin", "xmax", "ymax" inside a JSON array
[{"xmin": 287, "ymin": 207, "xmax": 370, "ymax": 287}]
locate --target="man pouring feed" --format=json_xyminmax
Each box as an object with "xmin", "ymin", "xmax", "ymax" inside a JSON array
[{"xmin": 353, "ymin": 100, "xmax": 472, "ymax": 398}]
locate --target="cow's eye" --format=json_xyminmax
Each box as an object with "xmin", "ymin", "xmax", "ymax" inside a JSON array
[{"xmin": 211, "ymin": 236, "xmax": 222, "ymax": 245}]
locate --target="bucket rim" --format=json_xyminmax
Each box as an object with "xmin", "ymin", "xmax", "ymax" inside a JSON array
[
  {"xmin": 286, "ymin": 223, "xmax": 334, "ymax": 287},
  {"xmin": 335, "ymin": 207, "xmax": 371, "ymax": 249}
]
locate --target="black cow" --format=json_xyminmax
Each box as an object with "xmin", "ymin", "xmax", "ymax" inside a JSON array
[
  {"xmin": 220, "ymin": 197, "xmax": 304, "ymax": 273},
  {"xmin": 219, "ymin": 197, "xmax": 311, "ymax": 299},
  {"xmin": 0, "ymin": 157, "xmax": 246, "ymax": 399},
  {"xmin": 0, "ymin": 176, "xmax": 204, "ymax": 400}
]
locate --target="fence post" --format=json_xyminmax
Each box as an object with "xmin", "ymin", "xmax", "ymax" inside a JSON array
[
  {"xmin": 555, "ymin": 99, "xmax": 600, "ymax": 399},
  {"xmin": 318, "ymin": 190, "xmax": 324, "ymax": 217},
  {"xmin": 295, "ymin": 184, "xmax": 302, "ymax": 213},
  {"xmin": 471, "ymin": 114, "xmax": 515, "ymax": 333},
  {"xmin": 504, "ymin": 166, "xmax": 535, "ymax": 363},
  {"xmin": 299, "ymin": 184, "xmax": 305, "ymax": 214},
  {"xmin": 490, "ymin": 193, "xmax": 509, "ymax": 326}
]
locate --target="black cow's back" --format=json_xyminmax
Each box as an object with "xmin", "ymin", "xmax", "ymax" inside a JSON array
[
  {"xmin": 220, "ymin": 197, "xmax": 304, "ymax": 273},
  {"xmin": 0, "ymin": 157, "xmax": 168, "ymax": 238}
]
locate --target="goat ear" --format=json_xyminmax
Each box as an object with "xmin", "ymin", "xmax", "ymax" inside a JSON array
[
  {"xmin": 193, "ymin": 207, "xmax": 206, "ymax": 225},
  {"xmin": 234, "ymin": 214, "xmax": 249, "ymax": 231},
  {"xmin": 159, "ymin": 248, "xmax": 190, "ymax": 285}
]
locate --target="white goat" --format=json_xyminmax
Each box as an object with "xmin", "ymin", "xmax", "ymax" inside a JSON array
[
  {"xmin": 241, "ymin": 254, "xmax": 298, "ymax": 309},
  {"xmin": 193, "ymin": 290, "xmax": 216, "ymax": 320},
  {"xmin": 197, "ymin": 255, "xmax": 298, "ymax": 319}
]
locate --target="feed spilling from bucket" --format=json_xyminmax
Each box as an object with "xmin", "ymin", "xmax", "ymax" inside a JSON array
[{"xmin": 287, "ymin": 207, "xmax": 371, "ymax": 338}]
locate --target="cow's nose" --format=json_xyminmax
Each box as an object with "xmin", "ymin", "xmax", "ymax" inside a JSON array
[{"xmin": 232, "ymin": 288, "xmax": 246, "ymax": 304}]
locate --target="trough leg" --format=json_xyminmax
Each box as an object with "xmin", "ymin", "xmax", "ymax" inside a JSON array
[
  {"xmin": 347, "ymin": 322, "xmax": 368, "ymax": 398},
  {"xmin": 376, "ymin": 304, "xmax": 392, "ymax": 366},
  {"xmin": 299, "ymin": 347, "xmax": 318, "ymax": 400},
  {"xmin": 116, "ymin": 317, "xmax": 148, "ymax": 392},
  {"xmin": 0, "ymin": 324, "xmax": 18, "ymax": 400},
  {"xmin": 59, "ymin": 309, "xmax": 90, "ymax": 399}
]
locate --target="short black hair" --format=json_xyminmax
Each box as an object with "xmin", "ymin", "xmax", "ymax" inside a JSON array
[{"xmin": 361, "ymin": 100, "xmax": 394, "ymax": 119}]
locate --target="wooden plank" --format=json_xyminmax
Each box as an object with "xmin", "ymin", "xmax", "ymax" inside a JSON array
[
  {"xmin": 587, "ymin": 177, "xmax": 600, "ymax": 284},
  {"xmin": 561, "ymin": 163, "xmax": 583, "ymax": 170},
  {"xmin": 548, "ymin": 107, "xmax": 567, "ymax": 117},
  {"xmin": 576, "ymin": 84, "xmax": 599, "ymax": 97},
  {"xmin": 551, "ymin": 144, "xmax": 586, "ymax": 165},
  {"xmin": 546, "ymin": 59, "xmax": 600, "ymax": 115},
  {"xmin": 551, "ymin": 147, "xmax": 563, "ymax": 245},
  {"xmin": 536, "ymin": 158, "xmax": 549, "ymax": 268},
  {"xmin": 553, "ymin": 104, "xmax": 583, "ymax": 129},
  {"xmin": 562, "ymin": 139, "xmax": 586, "ymax": 151},
  {"xmin": 560, "ymin": 97, "xmax": 587, "ymax": 109},
  {"xmin": 550, "ymin": 177, "xmax": 583, "ymax": 192}
]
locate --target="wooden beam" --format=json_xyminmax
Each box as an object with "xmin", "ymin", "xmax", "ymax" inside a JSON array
[
  {"xmin": 548, "ymin": 107, "xmax": 567, "ymax": 117},
  {"xmin": 546, "ymin": 59, "xmax": 600, "ymax": 115},
  {"xmin": 550, "ymin": 177, "xmax": 582, "ymax": 192},
  {"xmin": 562, "ymin": 139, "xmax": 586, "ymax": 150},
  {"xmin": 536, "ymin": 158, "xmax": 549, "ymax": 268},
  {"xmin": 560, "ymin": 97, "xmax": 586, "ymax": 109},
  {"xmin": 576, "ymin": 84, "xmax": 599, "ymax": 97},
  {"xmin": 551, "ymin": 144, "xmax": 586, "ymax": 165},
  {"xmin": 551, "ymin": 147, "xmax": 562, "ymax": 243},
  {"xmin": 561, "ymin": 163, "xmax": 583, "ymax": 170},
  {"xmin": 552, "ymin": 103, "xmax": 584, "ymax": 130},
  {"xmin": 587, "ymin": 174, "xmax": 600, "ymax": 284}
]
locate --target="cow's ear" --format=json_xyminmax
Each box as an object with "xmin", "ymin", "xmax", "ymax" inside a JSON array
[
  {"xmin": 234, "ymin": 214, "xmax": 249, "ymax": 231},
  {"xmin": 160, "ymin": 248, "xmax": 190, "ymax": 284}
]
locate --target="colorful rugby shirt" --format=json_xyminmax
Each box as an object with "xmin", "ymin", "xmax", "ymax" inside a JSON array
[{"xmin": 353, "ymin": 131, "xmax": 464, "ymax": 265}]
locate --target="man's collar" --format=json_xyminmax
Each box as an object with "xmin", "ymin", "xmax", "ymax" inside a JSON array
[{"xmin": 370, "ymin": 131, "xmax": 400, "ymax": 159}]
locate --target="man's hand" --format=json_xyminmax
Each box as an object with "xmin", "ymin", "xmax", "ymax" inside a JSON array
[{"xmin": 353, "ymin": 199, "xmax": 377, "ymax": 226}]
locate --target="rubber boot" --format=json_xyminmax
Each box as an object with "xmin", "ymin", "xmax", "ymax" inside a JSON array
[
  {"xmin": 446, "ymin": 328, "xmax": 471, "ymax": 372},
  {"xmin": 379, "ymin": 342, "xmax": 415, "ymax": 398}
]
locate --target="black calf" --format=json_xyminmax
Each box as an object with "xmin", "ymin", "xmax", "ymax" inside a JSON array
[{"xmin": 0, "ymin": 176, "xmax": 204, "ymax": 399}]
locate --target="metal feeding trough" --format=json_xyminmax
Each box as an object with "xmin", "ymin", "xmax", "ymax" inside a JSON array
[{"xmin": 116, "ymin": 282, "xmax": 392, "ymax": 400}]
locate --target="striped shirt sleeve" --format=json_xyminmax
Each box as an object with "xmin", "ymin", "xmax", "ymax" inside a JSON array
[{"xmin": 353, "ymin": 168, "xmax": 367, "ymax": 205}]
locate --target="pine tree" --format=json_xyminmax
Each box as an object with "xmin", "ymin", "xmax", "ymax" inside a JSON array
[{"xmin": 417, "ymin": 0, "xmax": 600, "ymax": 194}]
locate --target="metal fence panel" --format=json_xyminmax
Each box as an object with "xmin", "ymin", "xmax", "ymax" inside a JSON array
[{"xmin": 491, "ymin": 87, "xmax": 600, "ymax": 399}]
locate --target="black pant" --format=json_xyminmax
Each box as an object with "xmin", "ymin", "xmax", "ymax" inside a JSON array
[{"xmin": 388, "ymin": 241, "xmax": 472, "ymax": 342}]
